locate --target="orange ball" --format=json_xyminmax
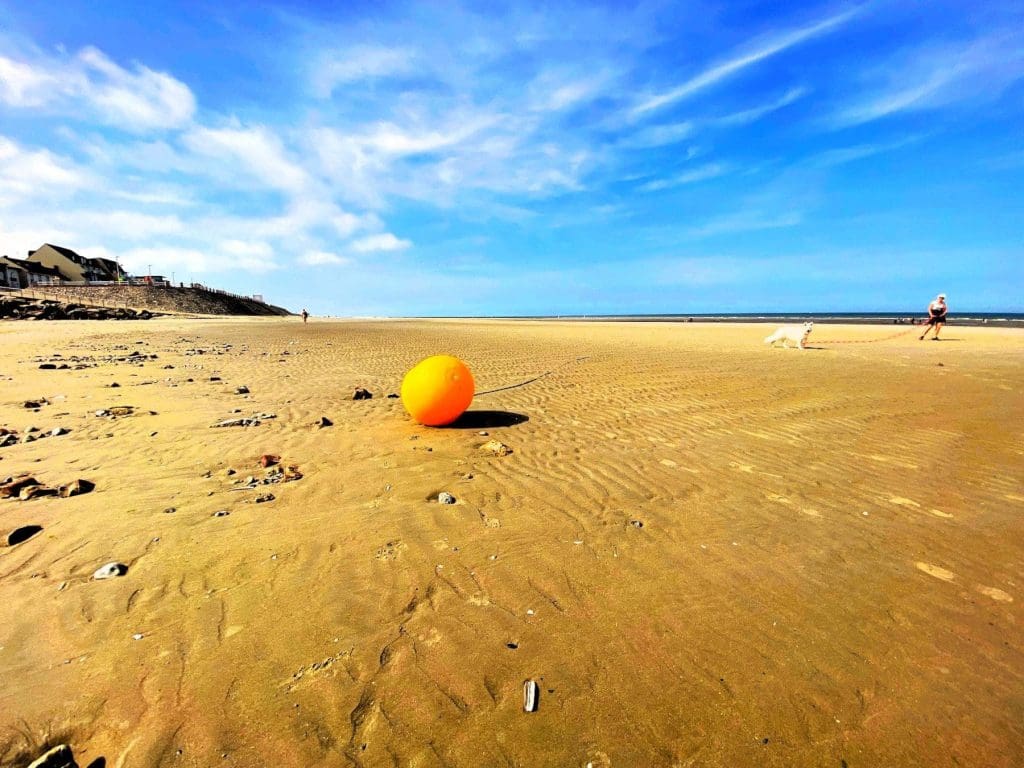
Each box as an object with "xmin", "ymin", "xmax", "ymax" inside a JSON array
[{"xmin": 401, "ymin": 355, "xmax": 475, "ymax": 426}]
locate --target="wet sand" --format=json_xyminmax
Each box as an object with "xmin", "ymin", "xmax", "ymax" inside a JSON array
[{"xmin": 1, "ymin": 318, "xmax": 1022, "ymax": 767}]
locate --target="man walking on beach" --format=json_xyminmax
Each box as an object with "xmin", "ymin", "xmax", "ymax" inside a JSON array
[
  {"xmin": 920, "ymin": 294, "xmax": 947, "ymax": 340},
  {"xmin": 301, "ymin": 308, "xmax": 309, "ymax": 324}
]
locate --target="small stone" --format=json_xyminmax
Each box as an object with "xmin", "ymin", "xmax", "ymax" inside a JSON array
[
  {"xmin": 26, "ymin": 744, "xmax": 77, "ymax": 768},
  {"xmin": 225, "ymin": 468, "xmax": 237, "ymax": 476},
  {"xmin": 235, "ymin": 385, "xmax": 250, "ymax": 394},
  {"xmin": 255, "ymin": 493, "xmax": 275, "ymax": 503},
  {"xmin": 316, "ymin": 416, "xmax": 333, "ymax": 428},
  {"xmin": 478, "ymin": 430, "xmax": 488, "ymax": 436},
  {"xmin": 50, "ymin": 427, "xmax": 68, "ymax": 437},
  {"xmin": 210, "ymin": 376, "xmax": 222, "ymax": 382},
  {"xmin": 24, "ymin": 401, "xmax": 42, "ymax": 409},
  {"xmin": 38, "ymin": 363, "xmax": 57, "ymax": 370},
  {"xmin": 353, "ymin": 387, "xmax": 372, "ymax": 400},
  {"xmin": 93, "ymin": 562, "xmax": 128, "ymax": 580},
  {"xmin": 163, "ymin": 507, "xmax": 176, "ymax": 514},
  {"xmin": 22, "ymin": 433, "xmax": 37, "ymax": 444},
  {"xmin": 438, "ymin": 492, "xmax": 456, "ymax": 505},
  {"xmin": 133, "ymin": 633, "xmax": 144, "ymax": 640},
  {"xmin": 26, "ymin": 426, "xmax": 39, "ymax": 433},
  {"xmin": 59, "ymin": 479, "xmax": 95, "ymax": 498},
  {"xmin": 480, "ymin": 439, "xmax": 512, "ymax": 456},
  {"xmin": 213, "ymin": 510, "xmax": 230, "ymax": 517},
  {"xmin": 260, "ymin": 454, "xmax": 281, "ymax": 468},
  {"xmin": 20, "ymin": 485, "xmax": 57, "ymax": 500},
  {"xmin": 629, "ymin": 519, "xmax": 644, "ymax": 529},
  {"xmin": 109, "ymin": 382, "xmax": 121, "ymax": 388}
]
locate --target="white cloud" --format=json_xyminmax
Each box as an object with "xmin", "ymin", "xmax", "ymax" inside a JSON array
[
  {"xmin": 118, "ymin": 246, "xmax": 211, "ymax": 274},
  {"xmin": 313, "ymin": 45, "xmax": 415, "ymax": 97},
  {"xmin": 182, "ymin": 124, "xmax": 310, "ymax": 192},
  {"xmin": 351, "ymin": 233, "xmax": 411, "ymax": 253},
  {"xmin": 300, "ymin": 251, "xmax": 349, "ymax": 265},
  {"xmin": 0, "ymin": 46, "xmax": 195, "ymax": 131},
  {"xmin": 632, "ymin": 9, "xmax": 858, "ymax": 116},
  {"xmin": 640, "ymin": 163, "xmax": 727, "ymax": 191},
  {"xmin": 717, "ymin": 87, "xmax": 808, "ymax": 125},
  {"xmin": 834, "ymin": 35, "xmax": 1024, "ymax": 126},
  {"xmin": 0, "ymin": 136, "xmax": 89, "ymax": 197},
  {"xmin": 689, "ymin": 210, "xmax": 803, "ymax": 237},
  {"xmin": 619, "ymin": 121, "xmax": 694, "ymax": 149},
  {"xmin": 0, "ymin": 56, "xmax": 58, "ymax": 106}
]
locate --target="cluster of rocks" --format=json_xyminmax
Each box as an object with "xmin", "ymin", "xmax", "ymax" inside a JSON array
[
  {"xmin": 0, "ymin": 475, "xmax": 94, "ymax": 501},
  {"xmin": 225, "ymin": 454, "xmax": 304, "ymax": 491},
  {"xmin": 1, "ymin": 296, "xmax": 156, "ymax": 321},
  {"xmin": 34, "ymin": 349, "xmax": 159, "ymax": 370},
  {"xmin": 0, "ymin": 425, "xmax": 69, "ymax": 448},
  {"xmin": 211, "ymin": 412, "xmax": 277, "ymax": 428}
]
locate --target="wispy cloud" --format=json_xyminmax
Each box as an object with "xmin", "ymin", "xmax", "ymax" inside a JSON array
[
  {"xmin": 312, "ymin": 45, "xmax": 416, "ymax": 97},
  {"xmin": 689, "ymin": 210, "xmax": 803, "ymax": 237},
  {"xmin": 640, "ymin": 163, "xmax": 727, "ymax": 191},
  {"xmin": 834, "ymin": 34, "xmax": 1024, "ymax": 126},
  {"xmin": 808, "ymin": 135, "xmax": 923, "ymax": 167},
  {"xmin": 716, "ymin": 87, "xmax": 808, "ymax": 125},
  {"xmin": 618, "ymin": 121, "xmax": 694, "ymax": 149},
  {"xmin": 632, "ymin": 9, "xmax": 858, "ymax": 116}
]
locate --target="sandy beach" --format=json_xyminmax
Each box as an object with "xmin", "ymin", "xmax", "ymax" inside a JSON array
[{"xmin": 1, "ymin": 318, "xmax": 1022, "ymax": 767}]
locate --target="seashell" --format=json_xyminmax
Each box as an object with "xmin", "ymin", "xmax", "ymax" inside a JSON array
[{"xmin": 523, "ymin": 679, "xmax": 539, "ymax": 712}]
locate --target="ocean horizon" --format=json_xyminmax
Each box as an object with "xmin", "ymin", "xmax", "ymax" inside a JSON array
[{"xmin": 413, "ymin": 312, "xmax": 1024, "ymax": 327}]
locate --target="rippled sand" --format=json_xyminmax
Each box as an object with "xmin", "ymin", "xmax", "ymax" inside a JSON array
[{"xmin": 1, "ymin": 319, "xmax": 1022, "ymax": 767}]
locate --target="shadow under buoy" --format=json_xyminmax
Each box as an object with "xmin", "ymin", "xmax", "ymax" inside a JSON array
[{"xmin": 447, "ymin": 410, "xmax": 529, "ymax": 429}]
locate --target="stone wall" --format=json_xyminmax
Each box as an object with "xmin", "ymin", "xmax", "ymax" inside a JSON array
[{"xmin": 11, "ymin": 285, "xmax": 292, "ymax": 316}]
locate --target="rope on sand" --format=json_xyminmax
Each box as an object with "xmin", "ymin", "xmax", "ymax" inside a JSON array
[
  {"xmin": 814, "ymin": 324, "xmax": 926, "ymax": 345},
  {"xmin": 476, "ymin": 356, "xmax": 591, "ymax": 396}
]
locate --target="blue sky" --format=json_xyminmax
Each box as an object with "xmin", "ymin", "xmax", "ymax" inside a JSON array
[{"xmin": 1, "ymin": 0, "xmax": 1021, "ymax": 315}]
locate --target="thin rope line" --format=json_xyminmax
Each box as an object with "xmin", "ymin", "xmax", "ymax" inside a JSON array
[{"xmin": 476, "ymin": 356, "xmax": 591, "ymax": 396}]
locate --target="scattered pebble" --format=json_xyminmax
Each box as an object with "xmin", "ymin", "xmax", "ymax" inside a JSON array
[
  {"xmin": 93, "ymin": 562, "xmax": 128, "ymax": 580},
  {"xmin": 480, "ymin": 439, "xmax": 512, "ymax": 456},
  {"xmin": 255, "ymin": 493, "xmax": 275, "ymax": 503},
  {"xmin": 523, "ymin": 679, "xmax": 539, "ymax": 712},
  {"xmin": 213, "ymin": 510, "xmax": 230, "ymax": 517},
  {"xmin": 235, "ymin": 385, "xmax": 250, "ymax": 394},
  {"xmin": 438, "ymin": 491, "xmax": 456, "ymax": 505},
  {"xmin": 316, "ymin": 416, "xmax": 333, "ymax": 428},
  {"xmin": 629, "ymin": 519, "xmax": 644, "ymax": 529},
  {"xmin": 26, "ymin": 744, "xmax": 76, "ymax": 768},
  {"xmin": 353, "ymin": 387, "xmax": 373, "ymax": 400},
  {"xmin": 58, "ymin": 479, "xmax": 95, "ymax": 498},
  {"xmin": 260, "ymin": 454, "xmax": 281, "ymax": 468}
]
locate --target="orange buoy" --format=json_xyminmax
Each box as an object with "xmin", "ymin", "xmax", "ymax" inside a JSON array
[{"xmin": 401, "ymin": 355, "xmax": 475, "ymax": 426}]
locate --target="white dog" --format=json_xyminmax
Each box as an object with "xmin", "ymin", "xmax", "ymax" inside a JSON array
[{"xmin": 764, "ymin": 322, "xmax": 813, "ymax": 350}]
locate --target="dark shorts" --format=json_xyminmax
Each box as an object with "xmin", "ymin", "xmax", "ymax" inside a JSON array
[{"xmin": 928, "ymin": 315, "xmax": 946, "ymax": 325}]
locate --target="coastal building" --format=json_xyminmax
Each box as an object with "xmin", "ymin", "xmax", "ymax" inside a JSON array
[
  {"xmin": 0, "ymin": 256, "xmax": 26, "ymax": 289},
  {"xmin": 6, "ymin": 257, "xmax": 64, "ymax": 286},
  {"xmin": 26, "ymin": 244, "xmax": 123, "ymax": 283}
]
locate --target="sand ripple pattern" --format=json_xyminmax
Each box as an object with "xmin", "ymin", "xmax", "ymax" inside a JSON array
[{"xmin": 0, "ymin": 319, "xmax": 1022, "ymax": 767}]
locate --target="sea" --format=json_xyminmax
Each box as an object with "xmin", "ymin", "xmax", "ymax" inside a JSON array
[{"xmin": 495, "ymin": 312, "xmax": 1024, "ymax": 328}]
